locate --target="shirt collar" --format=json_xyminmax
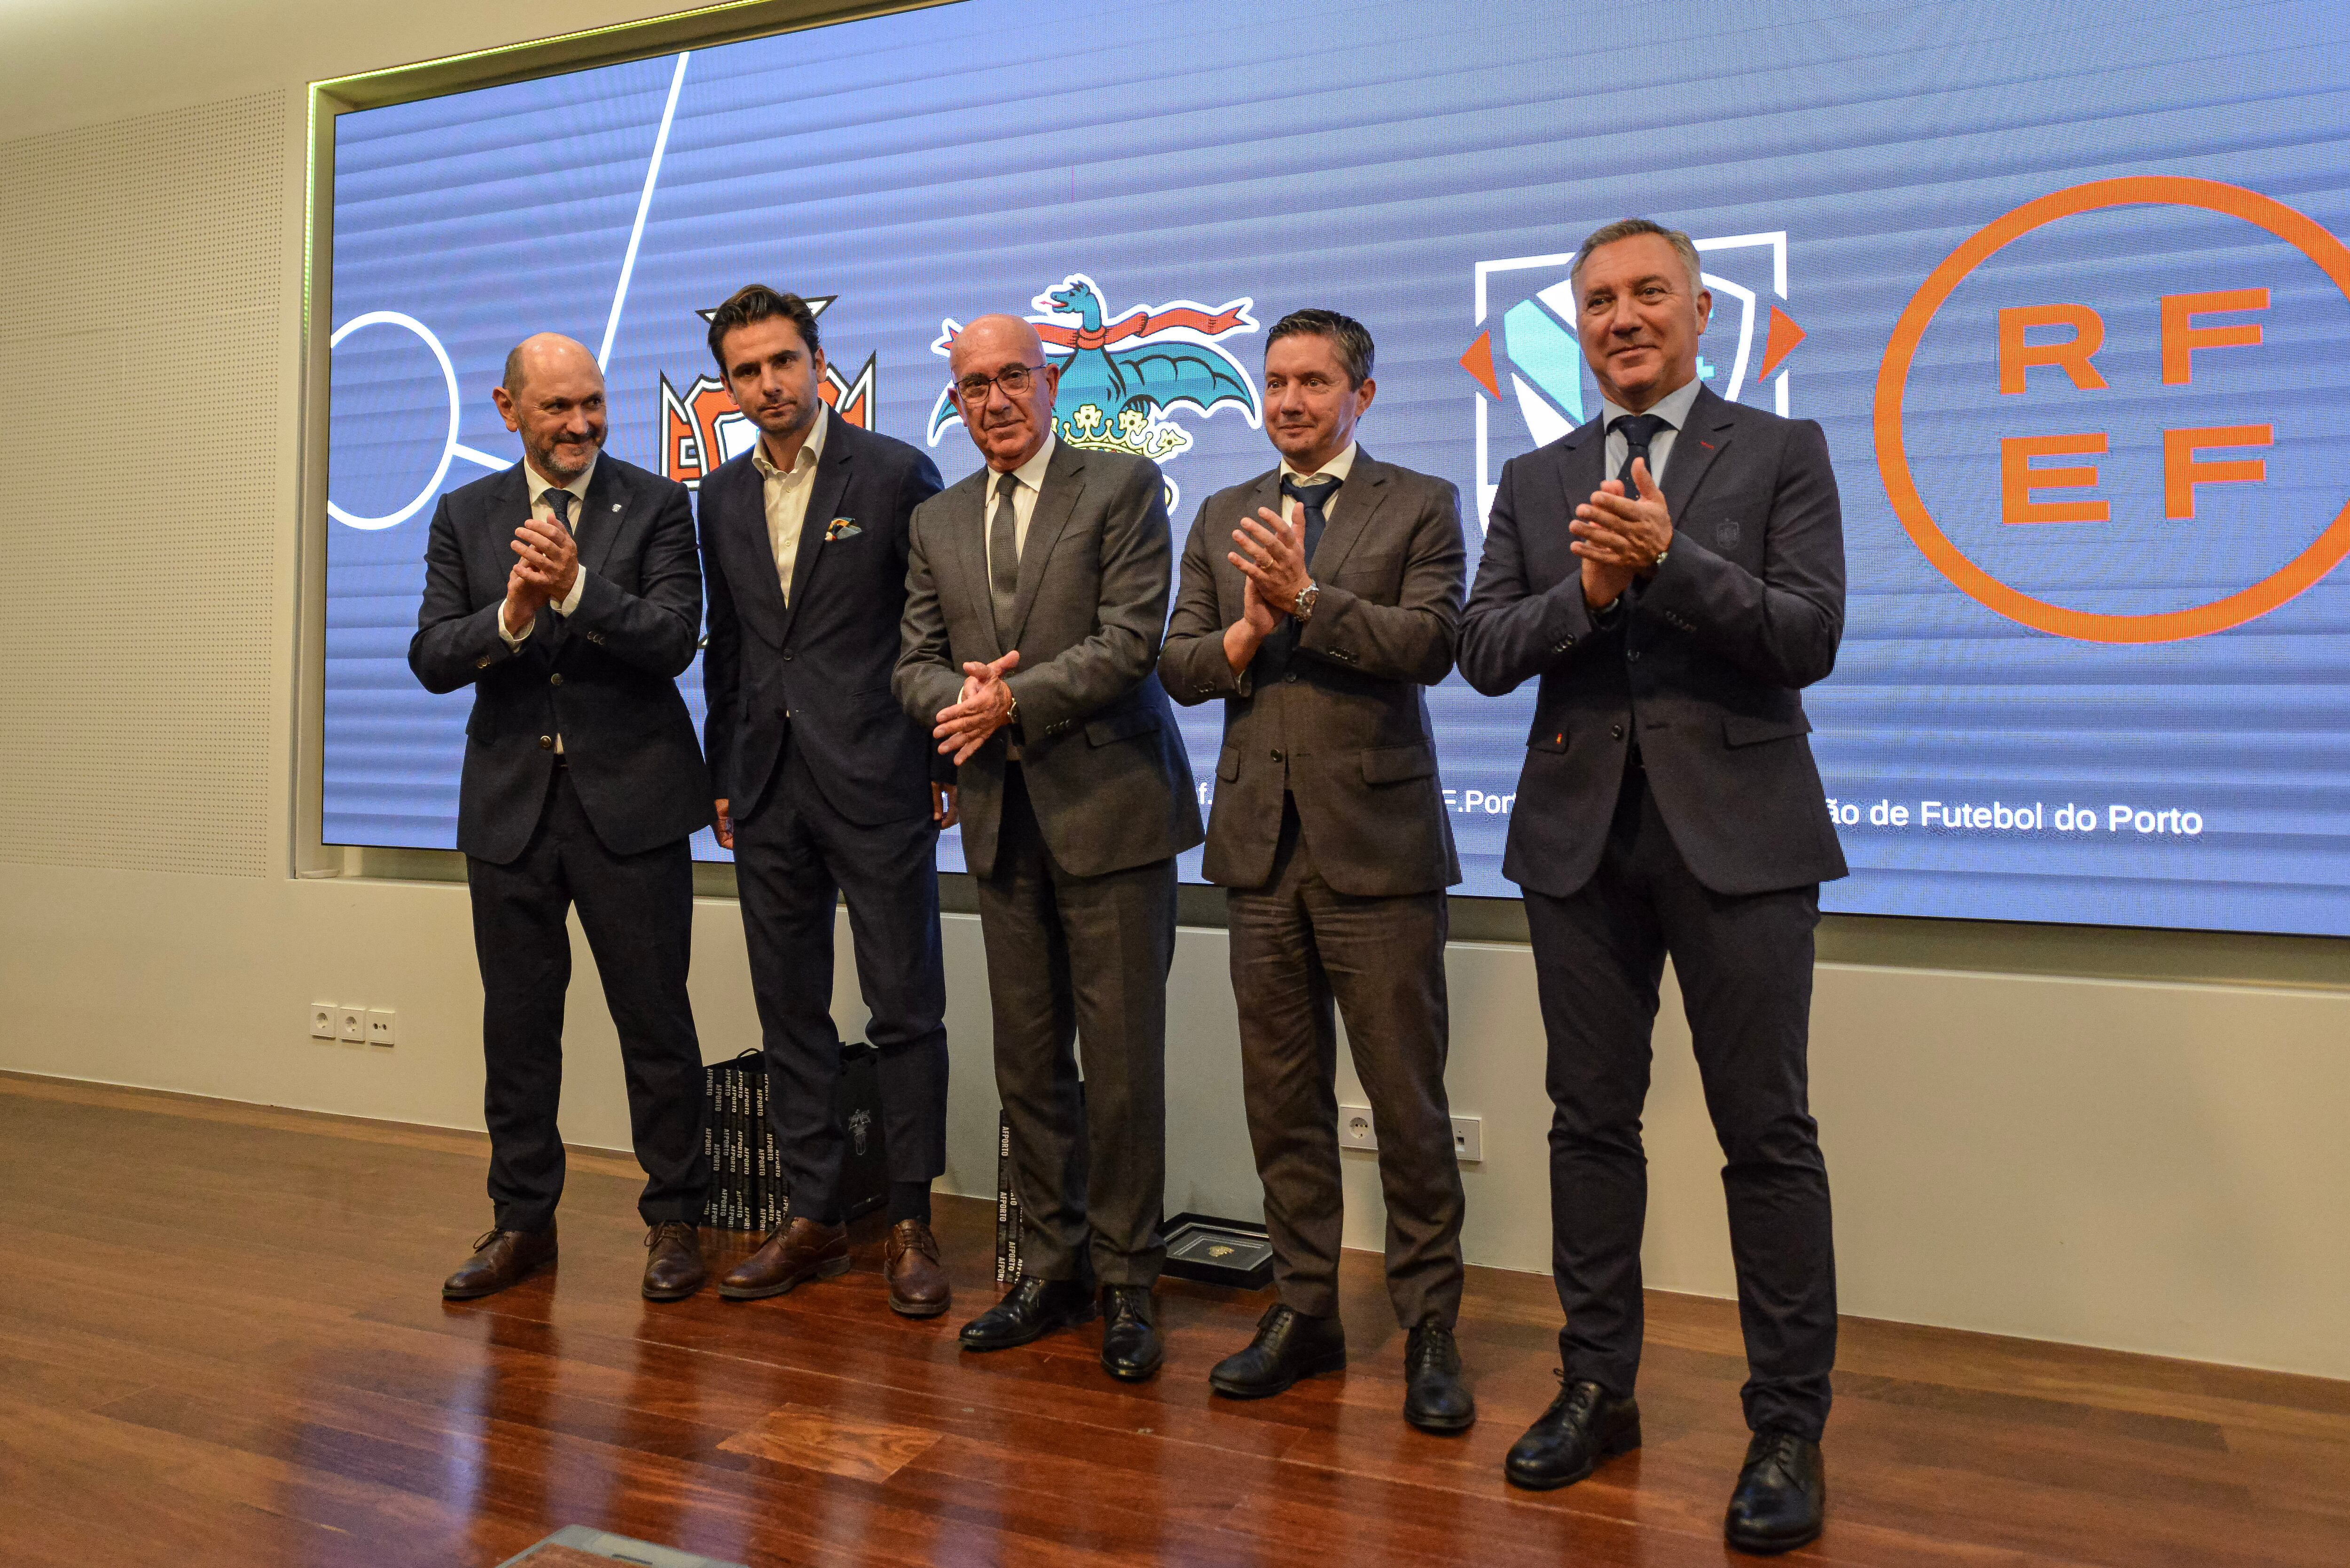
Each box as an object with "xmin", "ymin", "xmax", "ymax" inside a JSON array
[
  {"xmin": 1279, "ymin": 439, "xmax": 1358, "ymax": 488},
  {"xmin": 751, "ymin": 402, "xmax": 829, "ymax": 481},
  {"xmin": 996, "ymin": 432, "xmax": 1058, "ymax": 494},
  {"xmin": 523, "ymin": 453, "xmax": 596, "ymax": 510},
  {"xmin": 1599, "ymin": 375, "xmax": 1705, "ymax": 435}
]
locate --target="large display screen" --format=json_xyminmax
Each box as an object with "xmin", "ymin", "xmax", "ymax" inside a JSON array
[{"xmin": 324, "ymin": 0, "xmax": 2350, "ymax": 935}]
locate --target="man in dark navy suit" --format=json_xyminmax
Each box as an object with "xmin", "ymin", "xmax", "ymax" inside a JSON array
[
  {"xmin": 1459, "ymin": 220, "xmax": 1846, "ymax": 1554},
  {"xmin": 410, "ymin": 332, "xmax": 713, "ymax": 1305},
  {"xmin": 692, "ymin": 287, "xmax": 956, "ymax": 1317}
]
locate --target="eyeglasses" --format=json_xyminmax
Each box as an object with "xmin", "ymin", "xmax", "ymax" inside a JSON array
[{"xmin": 952, "ymin": 362, "xmax": 1050, "ymax": 402}]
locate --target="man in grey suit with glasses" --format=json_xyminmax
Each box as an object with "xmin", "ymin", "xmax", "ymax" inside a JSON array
[{"xmin": 895, "ymin": 312, "xmax": 1202, "ymax": 1384}]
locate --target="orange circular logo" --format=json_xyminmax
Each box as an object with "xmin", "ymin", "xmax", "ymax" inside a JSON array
[{"xmin": 1874, "ymin": 177, "xmax": 2350, "ymax": 643}]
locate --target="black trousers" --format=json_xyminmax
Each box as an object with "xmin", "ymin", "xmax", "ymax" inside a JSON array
[
  {"xmin": 1227, "ymin": 798, "xmax": 1464, "ymax": 1327},
  {"xmin": 975, "ymin": 764, "xmax": 1175, "ymax": 1287},
  {"xmin": 466, "ymin": 766, "xmax": 708, "ymax": 1233},
  {"xmin": 1522, "ymin": 764, "xmax": 1837, "ymax": 1440},
  {"xmin": 732, "ymin": 741, "xmax": 949, "ymax": 1226}
]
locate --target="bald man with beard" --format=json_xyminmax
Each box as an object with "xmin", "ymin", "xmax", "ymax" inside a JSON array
[
  {"xmin": 895, "ymin": 314, "xmax": 1202, "ymax": 1382},
  {"xmin": 410, "ymin": 333, "xmax": 714, "ymax": 1305}
]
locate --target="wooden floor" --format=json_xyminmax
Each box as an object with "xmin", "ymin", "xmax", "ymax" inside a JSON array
[{"xmin": 3, "ymin": 1075, "xmax": 2348, "ymax": 1567}]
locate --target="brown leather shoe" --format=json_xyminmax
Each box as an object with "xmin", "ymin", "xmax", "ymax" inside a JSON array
[
  {"xmin": 642, "ymin": 1221, "xmax": 706, "ymax": 1302},
  {"xmin": 442, "ymin": 1225, "xmax": 556, "ymax": 1300},
  {"xmin": 884, "ymin": 1219, "xmax": 952, "ymax": 1318},
  {"xmin": 717, "ymin": 1216, "xmax": 849, "ymax": 1301}
]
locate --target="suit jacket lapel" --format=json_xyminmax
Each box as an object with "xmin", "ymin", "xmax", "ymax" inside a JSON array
[
  {"xmin": 1007, "ymin": 443, "xmax": 1086, "ymax": 648},
  {"xmin": 720, "ymin": 459, "xmax": 789, "ymax": 641},
  {"xmin": 1661, "ymin": 384, "xmax": 1735, "ymax": 520},
  {"xmin": 578, "ymin": 459, "xmax": 626, "ymax": 580},
  {"xmin": 1307, "ymin": 451, "xmax": 1392, "ymax": 578},
  {"xmin": 945, "ymin": 470, "xmax": 1004, "ymax": 662},
  {"xmin": 779, "ymin": 429, "xmax": 853, "ymax": 637}
]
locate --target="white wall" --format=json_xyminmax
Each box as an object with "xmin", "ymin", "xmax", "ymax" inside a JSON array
[{"xmin": 2, "ymin": 0, "xmax": 2345, "ymax": 1383}]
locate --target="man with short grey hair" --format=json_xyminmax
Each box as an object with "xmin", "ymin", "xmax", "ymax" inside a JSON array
[{"xmin": 1461, "ymin": 218, "xmax": 1847, "ymax": 1552}]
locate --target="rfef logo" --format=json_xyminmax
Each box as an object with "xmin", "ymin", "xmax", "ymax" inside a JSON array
[
  {"xmin": 927, "ymin": 273, "xmax": 1260, "ymax": 513},
  {"xmin": 1876, "ymin": 177, "xmax": 2350, "ymax": 643},
  {"xmin": 656, "ymin": 294, "xmax": 877, "ymax": 490}
]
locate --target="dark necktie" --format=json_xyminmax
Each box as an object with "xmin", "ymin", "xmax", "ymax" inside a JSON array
[
  {"xmin": 540, "ymin": 487, "xmax": 575, "ymax": 538},
  {"xmin": 1608, "ymin": 413, "xmax": 1671, "ymax": 491},
  {"xmin": 987, "ymin": 469, "xmax": 1021, "ymax": 641},
  {"xmin": 1279, "ymin": 474, "xmax": 1341, "ymax": 567}
]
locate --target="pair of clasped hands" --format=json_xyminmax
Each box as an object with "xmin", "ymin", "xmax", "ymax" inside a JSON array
[
  {"xmin": 499, "ymin": 511, "xmax": 581, "ymax": 639},
  {"xmin": 1572, "ymin": 458, "xmax": 1675, "ymax": 610}
]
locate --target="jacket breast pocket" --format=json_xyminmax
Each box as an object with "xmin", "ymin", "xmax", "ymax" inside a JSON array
[
  {"xmin": 1722, "ymin": 713, "xmax": 1812, "ymax": 748},
  {"xmin": 1361, "ymin": 740, "xmax": 1436, "ymax": 784},
  {"xmin": 1086, "ymin": 709, "xmax": 1162, "ymax": 747}
]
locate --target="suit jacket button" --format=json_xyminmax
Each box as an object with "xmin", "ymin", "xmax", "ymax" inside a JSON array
[
  {"xmin": 1270, "ymin": 749, "xmax": 1285, "ymax": 762},
  {"xmin": 539, "ymin": 735, "xmax": 554, "ymax": 750},
  {"xmin": 782, "ymin": 648, "xmax": 794, "ymax": 660},
  {"xmin": 1625, "ymin": 649, "xmax": 1640, "ymax": 662},
  {"xmin": 1285, "ymin": 673, "xmax": 1298, "ymax": 683},
  {"xmin": 1609, "ymin": 723, "xmax": 1624, "ymax": 741},
  {"xmin": 550, "ymin": 672, "xmax": 564, "ymax": 686}
]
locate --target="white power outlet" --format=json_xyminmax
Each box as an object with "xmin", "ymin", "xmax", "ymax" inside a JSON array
[
  {"xmin": 1451, "ymin": 1115, "xmax": 1483, "ymax": 1164},
  {"xmin": 1339, "ymin": 1104, "xmax": 1378, "ymax": 1152},
  {"xmin": 365, "ymin": 1007, "xmax": 398, "ymax": 1047},
  {"xmin": 337, "ymin": 1006, "xmax": 366, "ymax": 1043},
  {"xmin": 310, "ymin": 1003, "xmax": 337, "ymax": 1040}
]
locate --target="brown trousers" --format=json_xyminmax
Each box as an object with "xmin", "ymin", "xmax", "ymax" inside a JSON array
[{"xmin": 1227, "ymin": 799, "xmax": 1465, "ymax": 1327}]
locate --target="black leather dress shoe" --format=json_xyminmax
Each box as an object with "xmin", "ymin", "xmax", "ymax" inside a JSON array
[
  {"xmin": 959, "ymin": 1275, "xmax": 1097, "ymax": 1352},
  {"xmin": 1503, "ymin": 1375, "xmax": 1640, "ymax": 1490},
  {"xmin": 1402, "ymin": 1319, "xmax": 1475, "ymax": 1433},
  {"xmin": 1208, "ymin": 1303, "xmax": 1347, "ymax": 1398},
  {"xmin": 1724, "ymin": 1431, "xmax": 1825, "ymax": 1554},
  {"xmin": 1099, "ymin": 1285, "xmax": 1162, "ymax": 1382}
]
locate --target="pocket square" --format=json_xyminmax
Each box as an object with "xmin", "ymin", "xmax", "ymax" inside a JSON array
[{"xmin": 823, "ymin": 517, "xmax": 862, "ymax": 541}]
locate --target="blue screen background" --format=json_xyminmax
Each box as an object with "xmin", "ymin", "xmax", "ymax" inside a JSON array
[{"xmin": 324, "ymin": 0, "xmax": 2350, "ymax": 935}]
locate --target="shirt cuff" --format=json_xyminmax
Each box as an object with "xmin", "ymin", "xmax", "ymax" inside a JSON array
[
  {"xmin": 497, "ymin": 605, "xmax": 532, "ymax": 647},
  {"xmin": 553, "ymin": 569, "xmax": 586, "ymax": 618}
]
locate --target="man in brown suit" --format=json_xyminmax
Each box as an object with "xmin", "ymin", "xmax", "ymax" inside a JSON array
[{"xmin": 1158, "ymin": 308, "xmax": 1473, "ymax": 1431}]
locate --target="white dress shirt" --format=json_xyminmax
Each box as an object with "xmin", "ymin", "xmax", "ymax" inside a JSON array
[
  {"xmin": 981, "ymin": 432, "xmax": 1058, "ymax": 580},
  {"xmin": 1597, "ymin": 374, "xmax": 1704, "ymax": 490},
  {"xmin": 1277, "ymin": 439, "xmax": 1358, "ymax": 550},
  {"xmin": 499, "ymin": 453, "xmax": 596, "ymax": 752},
  {"xmin": 751, "ymin": 401, "xmax": 830, "ymax": 606}
]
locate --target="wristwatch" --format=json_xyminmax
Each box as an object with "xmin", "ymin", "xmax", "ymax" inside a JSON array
[{"xmin": 1292, "ymin": 581, "xmax": 1321, "ymax": 622}]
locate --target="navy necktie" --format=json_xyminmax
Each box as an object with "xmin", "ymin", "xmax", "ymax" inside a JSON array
[
  {"xmin": 1279, "ymin": 474, "xmax": 1341, "ymax": 567},
  {"xmin": 540, "ymin": 487, "xmax": 574, "ymax": 534},
  {"xmin": 1609, "ymin": 413, "xmax": 1671, "ymax": 491}
]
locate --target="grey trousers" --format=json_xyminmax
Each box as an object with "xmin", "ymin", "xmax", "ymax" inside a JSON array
[
  {"xmin": 1226, "ymin": 798, "xmax": 1465, "ymax": 1328},
  {"xmin": 974, "ymin": 763, "xmax": 1175, "ymax": 1287}
]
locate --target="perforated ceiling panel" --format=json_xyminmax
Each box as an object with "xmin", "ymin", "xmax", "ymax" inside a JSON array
[{"xmin": 0, "ymin": 92, "xmax": 284, "ymax": 876}]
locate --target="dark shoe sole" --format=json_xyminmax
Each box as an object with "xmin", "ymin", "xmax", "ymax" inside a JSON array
[
  {"xmin": 888, "ymin": 1290, "xmax": 953, "ymax": 1318},
  {"xmin": 716, "ymin": 1252, "xmax": 852, "ymax": 1301},
  {"xmin": 1404, "ymin": 1401, "xmax": 1477, "ymax": 1435},
  {"xmin": 1724, "ymin": 1519, "xmax": 1823, "ymax": 1556},
  {"xmin": 1503, "ymin": 1420, "xmax": 1642, "ymax": 1491},
  {"xmin": 1207, "ymin": 1345, "xmax": 1348, "ymax": 1400},
  {"xmin": 442, "ymin": 1253, "xmax": 555, "ymax": 1301},
  {"xmin": 959, "ymin": 1302, "xmax": 1098, "ymax": 1352},
  {"xmin": 642, "ymin": 1274, "xmax": 706, "ymax": 1303}
]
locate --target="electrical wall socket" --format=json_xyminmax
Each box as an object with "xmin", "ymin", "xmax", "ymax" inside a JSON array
[
  {"xmin": 1336, "ymin": 1106, "xmax": 1483, "ymax": 1162},
  {"xmin": 1450, "ymin": 1115, "xmax": 1483, "ymax": 1164},
  {"xmin": 365, "ymin": 1007, "xmax": 398, "ymax": 1047},
  {"xmin": 310, "ymin": 1004, "xmax": 337, "ymax": 1040},
  {"xmin": 337, "ymin": 1006, "xmax": 367, "ymax": 1043}
]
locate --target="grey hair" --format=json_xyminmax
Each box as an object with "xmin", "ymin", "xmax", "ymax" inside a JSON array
[{"xmin": 1570, "ymin": 218, "xmax": 1704, "ymax": 297}]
